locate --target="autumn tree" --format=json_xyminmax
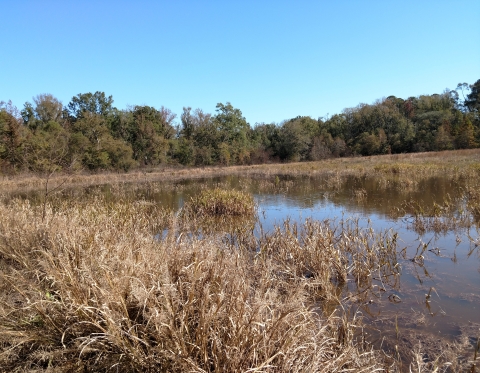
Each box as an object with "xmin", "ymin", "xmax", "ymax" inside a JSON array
[
  {"xmin": 128, "ymin": 105, "xmax": 175, "ymax": 165},
  {"xmin": 456, "ymin": 115, "xmax": 477, "ymax": 149},
  {"xmin": 0, "ymin": 104, "xmax": 25, "ymax": 171}
]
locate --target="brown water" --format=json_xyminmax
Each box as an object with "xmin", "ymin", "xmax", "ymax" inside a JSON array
[{"xmin": 8, "ymin": 174, "xmax": 480, "ymax": 357}]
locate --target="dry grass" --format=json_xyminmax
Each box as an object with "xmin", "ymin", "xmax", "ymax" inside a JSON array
[
  {"xmin": 2, "ymin": 149, "xmax": 480, "ymax": 193},
  {"xmin": 182, "ymin": 188, "xmax": 256, "ymax": 218},
  {"xmin": 1, "ymin": 148, "xmax": 480, "ymax": 372},
  {"xmin": 0, "ymin": 194, "xmax": 400, "ymax": 372}
]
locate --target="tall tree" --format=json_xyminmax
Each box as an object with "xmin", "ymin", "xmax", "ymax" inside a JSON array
[
  {"xmin": 214, "ymin": 102, "xmax": 249, "ymax": 146},
  {"xmin": 456, "ymin": 115, "xmax": 477, "ymax": 149},
  {"xmin": 277, "ymin": 118, "xmax": 313, "ymax": 161},
  {"xmin": 465, "ymin": 79, "xmax": 480, "ymax": 113},
  {"xmin": 128, "ymin": 105, "xmax": 175, "ymax": 165},
  {"xmin": 67, "ymin": 91, "xmax": 114, "ymax": 120},
  {"xmin": 180, "ymin": 107, "xmax": 195, "ymax": 140},
  {"xmin": 0, "ymin": 107, "xmax": 25, "ymax": 169},
  {"xmin": 33, "ymin": 94, "xmax": 63, "ymax": 124},
  {"xmin": 21, "ymin": 94, "xmax": 63, "ymax": 131}
]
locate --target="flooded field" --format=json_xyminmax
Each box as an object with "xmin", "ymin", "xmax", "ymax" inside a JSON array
[
  {"xmin": 14, "ymin": 177, "xmax": 480, "ymax": 329},
  {"xmin": 3, "ymin": 169, "xmax": 480, "ymax": 371}
]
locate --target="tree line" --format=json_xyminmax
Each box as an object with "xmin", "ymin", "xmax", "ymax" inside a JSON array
[{"xmin": 1, "ymin": 79, "xmax": 479, "ymax": 174}]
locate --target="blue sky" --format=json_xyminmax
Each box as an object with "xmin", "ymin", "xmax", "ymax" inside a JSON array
[{"xmin": 1, "ymin": 1, "xmax": 479, "ymax": 125}]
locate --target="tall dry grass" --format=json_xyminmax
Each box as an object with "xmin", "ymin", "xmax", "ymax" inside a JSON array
[
  {"xmin": 181, "ymin": 188, "xmax": 256, "ymax": 217},
  {"xmin": 0, "ymin": 195, "xmax": 400, "ymax": 372},
  {"xmin": 2, "ymin": 148, "xmax": 480, "ymax": 193}
]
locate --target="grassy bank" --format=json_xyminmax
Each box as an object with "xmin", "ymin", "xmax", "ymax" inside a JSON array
[{"xmin": 1, "ymin": 149, "xmax": 480, "ymax": 193}]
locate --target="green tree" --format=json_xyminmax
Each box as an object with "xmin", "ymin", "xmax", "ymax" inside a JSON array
[
  {"xmin": 217, "ymin": 142, "xmax": 231, "ymax": 165},
  {"xmin": 249, "ymin": 122, "xmax": 279, "ymax": 163},
  {"xmin": 68, "ymin": 111, "xmax": 135, "ymax": 170},
  {"xmin": 175, "ymin": 138, "xmax": 195, "ymax": 166},
  {"xmin": 23, "ymin": 121, "xmax": 71, "ymax": 173},
  {"xmin": 0, "ymin": 102, "xmax": 25, "ymax": 169},
  {"xmin": 278, "ymin": 118, "xmax": 312, "ymax": 161},
  {"xmin": 180, "ymin": 107, "xmax": 195, "ymax": 140},
  {"xmin": 465, "ymin": 79, "xmax": 480, "ymax": 113},
  {"xmin": 190, "ymin": 109, "xmax": 217, "ymax": 165},
  {"xmin": 323, "ymin": 114, "xmax": 347, "ymax": 140},
  {"xmin": 355, "ymin": 132, "xmax": 381, "ymax": 156},
  {"xmin": 110, "ymin": 108, "xmax": 134, "ymax": 141},
  {"xmin": 22, "ymin": 94, "xmax": 63, "ymax": 132},
  {"xmin": 214, "ymin": 102, "xmax": 249, "ymax": 147},
  {"xmin": 127, "ymin": 105, "xmax": 176, "ymax": 165},
  {"xmin": 67, "ymin": 91, "xmax": 114, "ymax": 120}
]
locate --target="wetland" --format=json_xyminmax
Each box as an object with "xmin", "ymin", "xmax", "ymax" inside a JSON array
[{"xmin": 1, "ymin": 150, "xmax": 480, "ymax": 372}]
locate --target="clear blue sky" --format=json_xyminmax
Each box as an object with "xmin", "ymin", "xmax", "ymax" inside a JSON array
[{"xmin": 1, "ymin": 1, "xmax": 479, "ymax": 125}]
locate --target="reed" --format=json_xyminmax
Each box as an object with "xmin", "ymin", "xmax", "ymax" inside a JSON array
[
  {"xmin": 2, "ymin": 148, "xmax": 480, "ymax": 372},
  {"xmin": 0, "ymin": 195, "xmax": 393, "ymax": 372},
  {"xmin": 181, "ymin": 188, "xmax": 256, "ymax": 218}
]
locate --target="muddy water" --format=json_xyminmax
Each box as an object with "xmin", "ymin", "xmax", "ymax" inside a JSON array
[
  {"xmin": 246, "ymin": 176, "xmax": 479, "ymax": 347},
  {"xmin": 136, "ymin": 174, "xmax": 479, "ymax": 349},
  {"xmin": 8, "ymin": 174, "xmax": 480, "ymax": 352}
]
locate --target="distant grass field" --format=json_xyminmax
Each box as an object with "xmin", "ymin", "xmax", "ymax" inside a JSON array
[{"xmin": 1, "ymin": 148, "xmax": 479, "ymax": 192}]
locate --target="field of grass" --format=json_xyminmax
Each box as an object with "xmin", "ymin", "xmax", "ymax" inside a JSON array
[
  {"xmin": 1, "ymin": 149, "xmax": 480, "ymax": 193},
  {"xmin": 1, "ymin": 149, "xmax": 480, "ymax": 372}
]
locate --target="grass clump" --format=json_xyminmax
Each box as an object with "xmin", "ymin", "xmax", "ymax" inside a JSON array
[
  {"xmin": 0, "ymin": 195, "xmax": 392, "ymax": 372},
  {"xmin": 183, "ymin": 188, "xmax": 256, "ymax": 217}
]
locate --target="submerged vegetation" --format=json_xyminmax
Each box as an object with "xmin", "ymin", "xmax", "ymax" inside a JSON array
[{"xmin": 1, "ymin": 93, "xmax": 480, "ymax": 373}]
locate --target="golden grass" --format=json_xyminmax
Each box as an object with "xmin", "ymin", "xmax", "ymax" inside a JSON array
[
  {"xmin": 182, "ymin": 188, "xmax": 256, "ymax": 217},
  {"xmin": 0, "ymin": 194, "xmax": 402, "ymax": 372},
  {"xmin": 1, "ymin": 149, "xmax": 480, "ymax": 371},
  {"xmin": 2, "ymin": 148, "xmax": 480, "ymax": 193}
]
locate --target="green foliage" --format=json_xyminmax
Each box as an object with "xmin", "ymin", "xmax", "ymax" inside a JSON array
[
  {"xmin": 67, "ymin": 91, "xmax": 114, "ymax": 120},
  {"xmin": 175, "ymin": 138, "xmax": 195, "ymax": 166},
  {"xmin": 214, "ymin": 102, "xmax": 249, "ymax": 147},
  {"xmin": 23, "ymin": 121, "xmax": 70, "ymax": 173},
  {"xmin": 465, "ymin": 79, "xmax": 480, "ymax": 113},
  {"xmin": 30, "ymin": 94, "xmax": 63, "ymax": 127},
  {"xmin": 0, "ymin": 108, "xmax": 25, "ymax": 168},
  {"xmin": 2, "ymin": 79, "xmax": 480, "ymax": 174},
  {"xmin": 277, "ymin": 116, "xmax": 317, "ymax": 161},
  {"xmin": 180, "ymin": 106, "xmax": 195, "ymax": 140},
  {"xmin": 129, "ymin": 105, "xmax": 175, "ymax": 165}
]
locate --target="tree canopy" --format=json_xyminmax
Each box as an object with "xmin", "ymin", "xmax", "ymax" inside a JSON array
[{"xmin": 1, "ymin": 80, "xmax": 479, "ymax": 174}]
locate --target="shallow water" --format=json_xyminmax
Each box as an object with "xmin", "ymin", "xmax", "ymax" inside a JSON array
[
  {"xmin": 252, "ymin": 179, "xmax": 479, "ymax": 342},
  {"xmin": 8, "ymin": 174, "xmax": 480, "ymax": 348}
]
